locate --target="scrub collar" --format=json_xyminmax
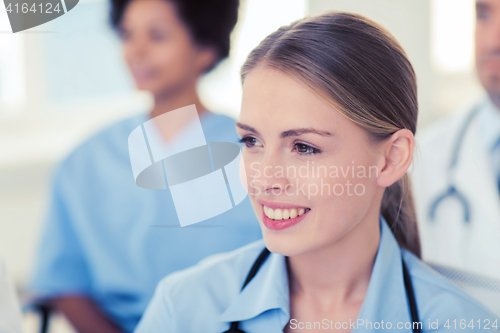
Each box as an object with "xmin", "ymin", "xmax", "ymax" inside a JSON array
[
  {"xmin": 218, "ymin": 216, "xmax": 411, "ymax": 331},
  {"xmin": 143, "ymin": 108, "xmax": 214, "ymax": 157}
]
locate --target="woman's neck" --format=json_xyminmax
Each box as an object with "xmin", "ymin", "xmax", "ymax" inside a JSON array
[
  {"xmin": 149, "ymin": 84, "xmax": 207, "ymax": 142},
  {"xmin": 150, "ymin": 83, "xmax": 206, "ymax": 119},
  {"xmin": 286, "ymin": 209, "xmax": 381, "ymax": 311}
]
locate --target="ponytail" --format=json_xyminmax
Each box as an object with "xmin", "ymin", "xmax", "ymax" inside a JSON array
[{"xmin": 381, "ymin": 173, "xmax": 421, "ymax": 258}]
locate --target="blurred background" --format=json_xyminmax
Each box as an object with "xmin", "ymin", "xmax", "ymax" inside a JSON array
[{"xmin": 0, "ymin": 0, "xmax": 483, "ymax": 331}]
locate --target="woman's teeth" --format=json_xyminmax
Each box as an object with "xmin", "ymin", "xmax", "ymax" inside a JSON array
[{"xmin": 263, "ymin": 206, "xmax": 310, "ymax": 221}]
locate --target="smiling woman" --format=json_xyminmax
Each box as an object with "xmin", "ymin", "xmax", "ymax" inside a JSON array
[
  {"xmin": 109, "ymin": 0, "xmax": 237, "ymax": 119},
  {"xmin": 27, "ymin": 0, "xmax": 267, "ymax": 333},
  {"xmin": 134, "ymin": 12, "xmax": 500, "ymax": 333},
  {"xmin": 237, "ymin": 13, "xmax": 420, "ymax": 258}
]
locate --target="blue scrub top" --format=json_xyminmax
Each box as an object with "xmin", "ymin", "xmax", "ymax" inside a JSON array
[
  {"xmin": 134, "ymin": 216, "xmax": 499, "ymax": 333},
  {"xmin": 29, "ymin": 110, "xmax": 262, "ymax": 332}
]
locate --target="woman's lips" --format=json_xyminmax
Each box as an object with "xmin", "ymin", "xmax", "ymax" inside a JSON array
[
  {"xmin": 261, "ymin": 204, "xmax": 311, "ymax": 230},
  {"xmin": 131, "ymin": 68, "xmax": 156, "ymax": 83}
]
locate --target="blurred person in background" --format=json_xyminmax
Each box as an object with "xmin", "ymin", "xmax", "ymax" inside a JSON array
[
  {"xmin": 412, "ymin": 0, "xmax": 500, "ymax": 280},
  {"xmin": 27, "ymin": 0, "xmax": 262, "ymax": 332},
  {"xmin": 0, "ymin": 257, "xmax": 23, "ymax": 333}
]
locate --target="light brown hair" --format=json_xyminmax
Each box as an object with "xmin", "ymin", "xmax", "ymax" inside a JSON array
[{"xmin": 241, "ymin": 12, "xmax": 421, "ymax": 258}]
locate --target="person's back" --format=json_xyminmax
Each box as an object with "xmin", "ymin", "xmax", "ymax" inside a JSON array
[
  {"xmin": 30, "ymin": 110, "xmax": 262, "ymax": 332},
  {"xmin": 412, "ymin": 98, "xmax": 500, "ymax": 278},
  {"xmin": 411, "ymin": 0, "xmax": 500, "ymax": 281},
  {"xmin": 28, "ymin": 0, "xmax": 263, "ymax": 331}
]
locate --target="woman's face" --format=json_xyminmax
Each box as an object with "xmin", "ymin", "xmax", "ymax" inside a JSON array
[
  {"xmin": 120, "ymin": 0, "xmax": 214, "ymax": 97},
  {"xmin": 237, "ymin": 66, "xmax": 385, "ymax": 256}
]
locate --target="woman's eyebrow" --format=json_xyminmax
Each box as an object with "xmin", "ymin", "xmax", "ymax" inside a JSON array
[
  {"xmin": 236, "ymin": 122, "xmax": 260, "ymax": 135},
  {"xmin": 236, "ymin": 122, "xmax": 332, "ymax": 138},
  {"xmin": 280, "ymin": 128, "xmax": 333, "ymax": 138},
  {"xmin": 476, "ymin": 1, "xmax": 489, "ymax": 12}
]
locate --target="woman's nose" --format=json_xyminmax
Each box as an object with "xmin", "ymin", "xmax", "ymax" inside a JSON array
[
  {"xmin": 251, "ymin": 154, "xmax": 292, "ymax": 196},
  {"xmin": 126, "ymin": 37, "xmax": 149, "ymax": 60}
]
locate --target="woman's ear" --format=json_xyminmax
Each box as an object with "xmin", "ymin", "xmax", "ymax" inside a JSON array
[
  {"xmin": 376, "ymin": 129, "xmax": 414, "ymax": 187},
  {"xmin": 195, "ymin": 46, "xmax": 218, "ymax": 73}
]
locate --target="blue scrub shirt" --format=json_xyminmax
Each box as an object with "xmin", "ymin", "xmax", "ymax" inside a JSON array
[
  {"xmin": 134, "ymin": 216, "xmax": 499, "ymax": 333},
  {"xmin": 29, "ymin": 110, "xmax": 262, "ymax": 332}
]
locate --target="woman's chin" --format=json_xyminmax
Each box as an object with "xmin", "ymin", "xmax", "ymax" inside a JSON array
[
  {"xmin": 133, "ymin": 80, "xmax": 162, "ymax": 95},
  {"xmin": 262, "ymin": 231, "xmax": 310, "ymax": 257}
]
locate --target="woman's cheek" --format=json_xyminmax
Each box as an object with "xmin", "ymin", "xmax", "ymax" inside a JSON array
[
  {"xmin": 296, "ymin": 161, "xmax": 373, "ymax": 202},
  {"xmin": 239, "ymin": 153, "xmax": 260, "ymax": 195},
  {"xmin": 239, "ymin": 154, "xmax": 250, "ymax": 193}
]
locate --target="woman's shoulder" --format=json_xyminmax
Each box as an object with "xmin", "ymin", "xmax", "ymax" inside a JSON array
[
  {"xmin": 57, "ymin": 113, "xmax": 146, "ymax": 168},
  {"xmin": 75, "ymin": 113, "xmax": 146, "ymax": 151},
  {"xmin": 402, "ymin": 251, "xmax": 499, "ymax": 327},
  {"xmin": 201, "ymin": 110, "xmax": 239, "ymax": 140},
  {"xmin": 203, "ymin": 110, "xmax": 235, "ymax": 126},
  {"xmin": 135, "ymin": 240, "xmax": 266, "ymax": 332},
  {"xmin": 47, "ymin": 113, "xmax": 146, "ymax": 187},
  {"xmin": 159, "ymin": 239, "xmax": 265, "ymax": 304}
]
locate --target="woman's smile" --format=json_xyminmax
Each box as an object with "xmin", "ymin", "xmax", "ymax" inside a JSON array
[{"xmin": 258, "ymin": 199, "xmax": 312, "ymax": 230}]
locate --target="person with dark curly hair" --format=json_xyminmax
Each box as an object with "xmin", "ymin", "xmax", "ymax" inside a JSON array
[{"xmin": 28, "ymin": 1, "xmax": 262, "ymax": 332}]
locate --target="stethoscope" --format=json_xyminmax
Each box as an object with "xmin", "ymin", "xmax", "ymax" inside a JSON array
[
  {"xmin": 223, "ymin": 248, "xmax": 422, "ymax": 333},
  {"xmin": 428, "ymin": 104, "xmax": 482, "ymax": 224}
]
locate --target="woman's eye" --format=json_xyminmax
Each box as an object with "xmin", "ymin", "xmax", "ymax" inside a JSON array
[
  {"xmin": 150, "ymin": 30, "xmax": 167, "ymax": 41},
  {"xmin": 477, "ymin": 9, "xmax": 489, "ymax": 21},
  {"xmin": 293, "ymin": 142, "xmax": 321, "ymax": 155},
  {"xmin": 238, "ymin": 136, "xmax": 262, "ymax": 148}
]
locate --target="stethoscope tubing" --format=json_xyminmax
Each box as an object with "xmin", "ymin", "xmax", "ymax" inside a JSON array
[
  {"xmin": 224, "ymin": 248, "xmax": 421, "ymax": 333},
  {"xmin": 428, "ymin": 104, "xmax": 482, "ymax": 224}
]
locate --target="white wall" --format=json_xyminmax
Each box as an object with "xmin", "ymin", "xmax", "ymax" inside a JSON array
[{"xmin": 307, "ymin": 0, "xmax": 484, "ymax": 129}]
